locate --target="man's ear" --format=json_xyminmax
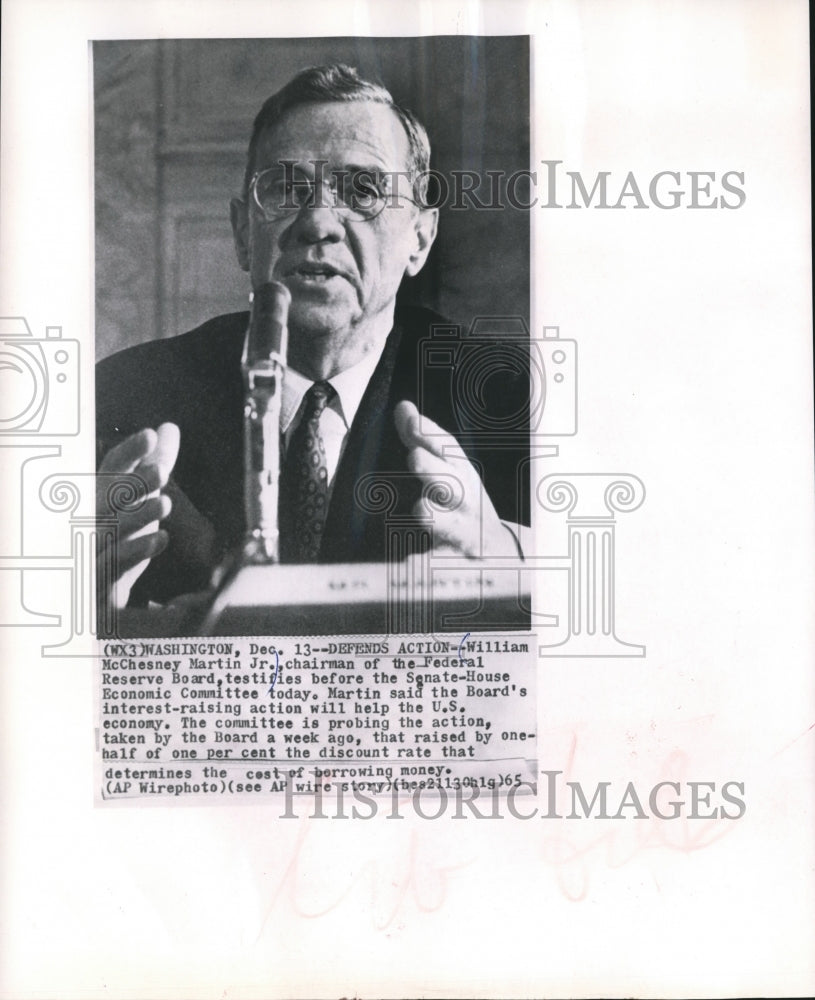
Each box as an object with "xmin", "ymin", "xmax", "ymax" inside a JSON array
[
  {"xmin": 405, "ymin": 207, "xmax": 438, "ymax": 277},
  {"xmin": 230, "ymin": 197, "xmax": 250, "ymax": 272}
]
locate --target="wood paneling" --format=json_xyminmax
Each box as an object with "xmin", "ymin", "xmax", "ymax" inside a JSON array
[{"xmin": 95, "ymin": 37, "xmax": 529, "ymax": 360}]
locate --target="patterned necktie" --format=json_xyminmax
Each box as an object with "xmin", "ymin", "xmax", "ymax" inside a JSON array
[{"xmin": 279, "ymin": 380, "xmax": 335, "ymax": 563}]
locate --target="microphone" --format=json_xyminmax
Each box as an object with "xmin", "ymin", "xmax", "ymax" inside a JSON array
[{"xmin": 241, "ymin": 281, "xmax": 290, "ymax": 562}]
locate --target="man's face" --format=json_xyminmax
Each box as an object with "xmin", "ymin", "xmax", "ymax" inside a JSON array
[{"xmin": 231, "ymin": 101, "xmax": 437, "ymax": 349}]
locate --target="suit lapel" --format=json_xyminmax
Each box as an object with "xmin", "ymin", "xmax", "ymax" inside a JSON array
[{"xmin": 320, "ymin": 321, "xmax": 414, "ymax": 562}]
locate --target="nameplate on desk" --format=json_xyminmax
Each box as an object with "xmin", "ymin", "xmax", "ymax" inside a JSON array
[{"xmin": 199, "ymin": 561, "xmax": 531, "ymax": 635}]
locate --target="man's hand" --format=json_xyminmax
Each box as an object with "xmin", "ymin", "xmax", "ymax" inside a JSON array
[
  {"xmin": 394, "ymin": 400, "xmax": 520, "ymax": 559},
  {"xmin": 97, "ymin": 423, "xmax": 180, "ymax": 609}
]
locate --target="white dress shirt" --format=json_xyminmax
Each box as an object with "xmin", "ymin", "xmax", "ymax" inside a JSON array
[
  {"xmin": 280, "ymin": 340, "xmax": 526, "ymax": 559},
  {"xmin": 280, "ymin": 340, "xmax": 388, "ymax": 489}
]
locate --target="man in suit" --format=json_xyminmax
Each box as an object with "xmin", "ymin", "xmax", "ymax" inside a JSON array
[{"xmin": 96, "ymin": 64, "xmax": 525, "ymax": 611}]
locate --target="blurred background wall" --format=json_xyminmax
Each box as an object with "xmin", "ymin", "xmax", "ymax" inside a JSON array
[{"xmin": 94, "ymin": 36, "xmax": 529, "ymax": 360}]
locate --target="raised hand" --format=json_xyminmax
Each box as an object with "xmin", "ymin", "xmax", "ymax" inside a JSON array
[
  {"xmin": 394, "ymin": 400, "xmax": 520, "ymax": 559},
  {"xmin": 97, "ymin": 423, "xmax": 180, "ymax": 609}
]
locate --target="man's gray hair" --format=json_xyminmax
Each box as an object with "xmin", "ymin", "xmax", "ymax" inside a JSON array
[{"xmin": 243, "ymin": 63, "xmax": 432, "ymax": 204}]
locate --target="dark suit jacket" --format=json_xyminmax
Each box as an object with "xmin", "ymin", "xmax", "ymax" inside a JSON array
[{"xmin": 97, "ymin": 306, "xmax": 526, "ymax": 605}]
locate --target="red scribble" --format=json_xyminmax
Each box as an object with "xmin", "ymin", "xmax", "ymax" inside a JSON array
[
  {"xmin": 772, "ymin": 721, "xmax": 815, "ymax": 758},
  {"xmin": 537, "ymin": 736, "xmax": 741, "ymax": 901},
  {"xmin": 253, "ymin": 813, "xmax": 472, "ymax": 938}
]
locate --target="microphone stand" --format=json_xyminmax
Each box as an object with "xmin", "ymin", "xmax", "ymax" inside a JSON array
[
  {"xmin": 240, "ymin": 281, "xmax": 290, "ymax": 564},
  {"xmin": 194, "ymin": 282, "xmax": 290, "ymax": 633}
]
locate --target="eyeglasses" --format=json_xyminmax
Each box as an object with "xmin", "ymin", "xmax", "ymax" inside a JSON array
[{"xmin": 249, "ymin": 165, "xmax": 425, "ymax": 222}]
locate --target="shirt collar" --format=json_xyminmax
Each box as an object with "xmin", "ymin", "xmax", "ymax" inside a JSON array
[{"xmin": 281, "ymin": 338, "xmax": 388, "ymax": 433}]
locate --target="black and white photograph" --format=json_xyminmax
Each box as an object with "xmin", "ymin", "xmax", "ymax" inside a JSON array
[{"xmin": 94, "ymin": 37, "xmax": 532, "ymax": 636}]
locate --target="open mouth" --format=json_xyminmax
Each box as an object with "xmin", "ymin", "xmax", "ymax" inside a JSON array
[{"xmin": 290, "ymin": 264, "xmax": 342, "ymax": 282}]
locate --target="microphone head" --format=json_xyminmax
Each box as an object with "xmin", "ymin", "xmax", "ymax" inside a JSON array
[{"xmin": 246, "ymin": 281, "xmax": 290, "ymax": 362}]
